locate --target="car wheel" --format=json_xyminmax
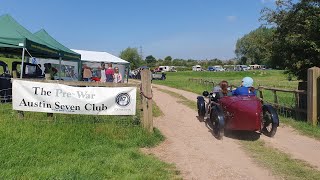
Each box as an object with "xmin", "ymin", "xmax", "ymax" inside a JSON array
[
  {"xmin": 262, "ymin": 105, "xmax": 279, "ymax": 137},
  {"xmin": 197, "ymin": 96, "xmax": 206, "ymax": 119},
  {"xmin": 210, "ymin": 105, "xmax": 225, "ymax": 140}
]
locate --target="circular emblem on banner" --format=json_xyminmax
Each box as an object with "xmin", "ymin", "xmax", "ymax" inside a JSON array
[{"xmin": 115, "ymin": 93, "xmax": 131, "ymax": 107}]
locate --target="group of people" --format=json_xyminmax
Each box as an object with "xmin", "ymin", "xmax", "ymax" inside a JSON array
[
  {"xmin": 82, "ymin": 63, "xmax": 122, "ymax": 83},
  {"xmin": 213, "ymin": 76, "xmax": 256, "ymax": 98}
]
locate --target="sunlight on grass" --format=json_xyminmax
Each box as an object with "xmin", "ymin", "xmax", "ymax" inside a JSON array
[
  {"xmin": 0, "ymin": 103, "xmax": 177, "ymax": 179},
  {"xmin": 158, "ymin": 89, "xmax": 197, "ymax": 111},
  {"xmin": 241, "ymin": 140, "xmax": 320, "ymax": 180}
]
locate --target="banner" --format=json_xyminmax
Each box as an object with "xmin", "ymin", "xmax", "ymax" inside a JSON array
[{"xmin": 12, "ymin": 80, "xmax": 136, "ymax": 115}]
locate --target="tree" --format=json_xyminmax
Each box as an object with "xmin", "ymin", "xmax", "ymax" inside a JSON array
[
  {"xmin": 119, "ymin": 47, "xmax": 142, "ymax": 69},
  {"xmin": 235, "ymin": 27, "xmax": 275, "ymax": 65},
  {"xmin": 164, "ymin": 56, "xmax": 172, "ymax": 65},
  {"xmin": 262, "ymin": 0, "xmax": 320, "ymax": 80},
  {"xmin": 145, "ymin": 55, "xmax": 157, "ymax": 66}
]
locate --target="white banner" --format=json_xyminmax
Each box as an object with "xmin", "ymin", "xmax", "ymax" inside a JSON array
[{"xmin": 12, "ymin": 80, "xmax": 136, "ymax": 115}]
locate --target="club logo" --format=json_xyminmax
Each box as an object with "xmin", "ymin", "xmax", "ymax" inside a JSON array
[{"xmin": 115, "ymin": 93, "xmax": 131, "ymax": 107}]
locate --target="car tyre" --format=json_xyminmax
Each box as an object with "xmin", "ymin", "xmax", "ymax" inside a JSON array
[
  {"xmin": 210, "ymin": 105, "xmax": 225, "ymax": 140},
  {"xmin": 197, "ymin": 96, "xmax": 206, "ymax": 119},
  {"xmin": 262, "ymin": 105, "xmax": 279, "ymax": 137}
]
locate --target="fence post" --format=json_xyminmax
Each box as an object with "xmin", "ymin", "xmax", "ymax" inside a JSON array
[
  {"xmin": 45, "ymin": 73, "xmax": 53, "ymax": 118},
  {"xmin": 141, "ymin": 69, "xmax": 153, "ymax": 132},
  {"xmin": 295, "ymin": 92, "xmax": 300, "ymax": 120},
  {"xmin": 273, "ymin": 90, "xmax": 278, "ymax": 106},
  {"xmin": 259, "ymin": 87, "xmax": 264, "ymax": 103},
  {"xmin": 307, "ymin": 67, "xmax": 320, "ymax": 126}
]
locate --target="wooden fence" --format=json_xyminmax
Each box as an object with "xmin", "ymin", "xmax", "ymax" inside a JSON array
[{"xmin": 258, "ymin": 86, "xmax": 307, "ymax": 119}]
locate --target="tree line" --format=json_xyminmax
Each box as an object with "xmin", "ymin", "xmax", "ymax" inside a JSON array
[
  {"xmin": 119, "ymin": 47, "xmax": 236, "ymax": 71},
  {"xmin": 236, "ymin": 0, "xmax": 320, "ymax": 81}
]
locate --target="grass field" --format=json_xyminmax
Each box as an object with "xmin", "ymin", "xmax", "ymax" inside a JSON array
[{"xmin": 0, "ymin": 103, "xmax": 178, "ymax": 179}]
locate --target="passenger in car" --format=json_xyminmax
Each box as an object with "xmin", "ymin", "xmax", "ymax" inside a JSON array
[
  {"xmin": 232, "ymin": 77, "xmax": 256, "ymax": 96},
  {"xmin": 214, "ymin": 80, "xmax": 232, "ymax": 100}
]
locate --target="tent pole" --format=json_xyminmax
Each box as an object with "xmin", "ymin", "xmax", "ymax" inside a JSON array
[
  {"xmin": 127, "ymin": 64, "xmax": 129, "ymax": 83},
  {"xmin": 20, "ymin": 48, "xmax": 25, "ymax": 79},
  {"xmin": 59, "ymin": 56, "xmax": 62, "ymax": 80}
]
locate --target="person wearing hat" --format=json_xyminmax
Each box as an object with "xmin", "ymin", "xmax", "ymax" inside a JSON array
[{"xmin": 232, "ymin": 77, "xmax": 256, "ymax": 96}]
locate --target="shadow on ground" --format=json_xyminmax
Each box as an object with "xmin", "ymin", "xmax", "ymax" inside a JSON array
[{"xmin": 197, "ymin": 116, "xmax": 261, "ymax": 141}]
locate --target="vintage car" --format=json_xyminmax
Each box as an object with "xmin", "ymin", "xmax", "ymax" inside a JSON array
[
  {"xmin": 0, "ymin": 61, "xmax": 44, "ymax": 103},
  {"xmin": 0, "ymin": 61, "xmax": 12, "ymax": 102},
  {"xmin": 197, "ymin": 91, "xmax": 279, "ymax": 139}
]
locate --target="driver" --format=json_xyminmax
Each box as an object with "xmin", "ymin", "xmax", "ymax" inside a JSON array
[{"xmin": 232, "ymin": 77, "xmax": 256, "ymax": 96}]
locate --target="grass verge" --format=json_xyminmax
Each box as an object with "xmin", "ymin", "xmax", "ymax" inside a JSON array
[
  {"xmin": 153, "ymin": 100, "xmax": 164, "ymax": 117},
  {"xmin": 157, "ymin": 89, "xmax": 197, "ymax": 110},
  {"xmin": 157, "ymin": 87, "xmax": 320, "ymax": 179},
  {"xmin": 281, "ymin": 117, "xmax": 320, "ymax": 140},
  {"xmin": 241, "ymin": 140, "xmax": 320, "ymax": 180},
  {"xmin": 0, "ymin": 102, "xmax": 177, "ymax": 179}
]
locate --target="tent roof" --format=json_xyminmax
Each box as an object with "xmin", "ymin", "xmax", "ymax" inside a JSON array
[
  {"xmin": 34, "ymin": 29, "xmax": 80, "ymax": 60},
  {"xmin": 71, "ymin": 49, "xmax": 129, "ymax": 64},
  {"xmin": 0, "ymin": 14, "xmax": 60, "ymax": 58}
]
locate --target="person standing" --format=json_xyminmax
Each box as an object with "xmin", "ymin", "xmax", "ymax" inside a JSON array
[
  {"xmin": 44, "ymin": 63, "xmax": 58, "ymax": 80},
  {"xmin": 113, "ymin": 67, "xmax": 122, "ymax": 83},
  {"xmin": 100, "ymin": 62, "xmax": 106, "ymax": 82},
  {"xmin": 82, "ymin": 64, "xmax": 92, "ymax": 81},
  {"xmin": 105, "ymin": 63, "xmax": 114, "ymax": 82}
]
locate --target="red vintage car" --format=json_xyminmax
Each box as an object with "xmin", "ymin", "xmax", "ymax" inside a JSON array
[{"xmin": 197, "ymin": 91, "xmax": 279, "ymax": 139}]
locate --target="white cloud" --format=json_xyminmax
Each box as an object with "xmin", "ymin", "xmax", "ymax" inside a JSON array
[{"xmin": 226, "ymin": 15, "xmax": 237, "ymax": 22}]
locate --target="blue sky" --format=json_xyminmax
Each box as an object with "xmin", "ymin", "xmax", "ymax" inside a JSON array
[{"xmin": 0, "ymin": 0, "xmax": 275, "ymax": 60}]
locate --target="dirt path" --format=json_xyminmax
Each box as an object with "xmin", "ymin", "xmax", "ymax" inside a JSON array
[
  {"xmin": 152, "ymin": 83, "xmax": 320, "ymax": 171},
  {"xmin": 144, "ymin": 87, "xmax": 275, "ymax": 180}
]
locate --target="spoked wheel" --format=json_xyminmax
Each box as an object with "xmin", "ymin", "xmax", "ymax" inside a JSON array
[
  {"xmin": 262, "ymin": 105, "xmax": 279, "ymax": 137},
  {"xmin": 210, "ymin": 105, "xmax": 225, "ymax": 140}
]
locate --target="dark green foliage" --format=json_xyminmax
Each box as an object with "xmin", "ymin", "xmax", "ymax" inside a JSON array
[
  {"xmin": 235, "ymin": 27, "xmax": 275, "ymax": 65},
  {"xmin": 119, "ymin": 47, "xmax": 142, "ymax": 69},
  {"xmin": 145, "ymin": 55, "xmax": 157, "ymax": 66},
  {"xmin": 262, "ymin": 0, "xmax": 320, "ymax": 81}
]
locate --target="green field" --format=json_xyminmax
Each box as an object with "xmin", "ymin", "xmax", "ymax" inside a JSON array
[{"xmin": 0, "ymin": 103, "xmax": 178, "ymax": 179}]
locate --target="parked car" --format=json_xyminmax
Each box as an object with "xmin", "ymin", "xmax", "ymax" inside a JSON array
[
  {"xmin": 235, "ymin": 65, "xmax": 249, "ymax": 71},
  {"xmin": 0, "ymin": 61, "xmax": 44, "ymax": 103},
  {"xmin": 213, "ymin": 65, "xmax": 225, "ymax": 72},
  {"xmin": 192, "ymin": 65, "xmax": 202, "ymax": 71},
  {"xmin": 152, "ymin": 72, "xmax": 166, "ymax": 80},
  {"xmin": 208, "ymin": 66, "xmax": 216, "ymax": 71}
]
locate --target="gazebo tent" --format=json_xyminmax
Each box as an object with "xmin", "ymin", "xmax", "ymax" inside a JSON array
[
  {"xmin": 34, "ymin": 29, "xmax": 80, "ymax": 60},
  {"xmin": 0, "ymin": 14, "xmax": 60, "ymax": 58},
  {"xmin": 71, "ymin": 49, "xmax": 130, "ymax": 82},
  {"xmin": 0, "ymin": 14, "xmax": 61, "ymax": 78},
  {"xmin": 33, "ymin": 29, "xmax": 81, "ymax": 80}
]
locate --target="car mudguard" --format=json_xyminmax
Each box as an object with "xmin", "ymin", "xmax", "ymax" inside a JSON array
[{"xmin": 197, "ymin": 96, "xmax": 206, "ymax": 117}]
